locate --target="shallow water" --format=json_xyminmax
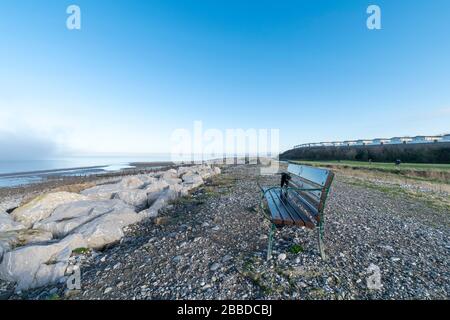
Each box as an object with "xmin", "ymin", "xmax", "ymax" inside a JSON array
[
  {"xmin": 0, "ymin": 154, "xmax": 224, "ymax": 188},
  {"xmin": 0, "ymin": 156, "xmax": 170, "ymax": 188}
]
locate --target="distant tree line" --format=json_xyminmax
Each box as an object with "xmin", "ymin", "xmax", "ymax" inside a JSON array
[{"xmin": 280, "ymin": 142, "xmax": 450, "ymax": 164}]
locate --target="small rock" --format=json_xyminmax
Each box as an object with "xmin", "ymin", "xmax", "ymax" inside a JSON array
[
  {"xmin": 66, "ymin": 265, "xmax": 75, "ymax": 274},
  {"xmin": 210, "ymin": 262, "xmax": 221, "ymax": 271},
  {"xmin": 167, "ymin": 232, "xmax": 177, "ymax": 238},
  {"xmin": 299, "ymin": 282, "xmax": 308, "ymax": 288},
  {"xmin": 0, "ymin": 290, "xmax": 13, "ymax": 300},
  {"xmin": 222, "ymin": 255, "xmax": 233, "ymax": 263},
  {"xmin": 155, "ymin": 217, "xmax": 169, "ymax": 225},
  {"xmin": 64, "ymin": 289, "xmax": 81, "ymax": 298},
  {"xmin": 49, "ymin": 287, "xmax": 58, "ymax": 295},
  {"xmin": 278, "ymin": 253, "xmax": 287, "ymax": 261}
]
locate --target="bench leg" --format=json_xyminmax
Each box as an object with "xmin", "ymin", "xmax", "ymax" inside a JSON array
[
  {"xmin": 259, "ymin": 195, "xmax": 265, "ymax": 217},
  {"xmin": 259, "ymin": 194, "xmax": 271, "ymax": 221},
  {"xmin": 266, "ymin": 223, "xmax": 276, "ymax": 261},
  {"xmin": 317, "ymin": 222, "xmax": 326, "ymax": 260}
]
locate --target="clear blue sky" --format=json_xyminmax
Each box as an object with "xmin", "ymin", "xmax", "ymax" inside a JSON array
[{"xmin": 0, "ymin": 0, "xmax": 449, "ymax": 157}]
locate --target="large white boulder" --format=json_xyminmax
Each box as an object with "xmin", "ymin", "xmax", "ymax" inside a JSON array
[
  {"xmin": 136, "ymin": 174, "xmax": 158, "ymax": 186},
  {"xmin": 181, "ymin": 172, "xmax": 204, "ymax": 188},
  {"xmin": 72, "ymin": 211, "xmax": 142, "ymax": 250},
  {"xmin": 112, "ymin": 189, "xmax": 148, "ymax": 210},
  {"xmin": 177, "ymin": 166, "xmax": 194, "ymax": 177},
  {"xmin": 197, "ymin": 168, "xmax": 213, "ymax": 179},
  {"xmin": 11, "ymin": 192, "xmax": 88, "ymax": 228},
  {"xmin": 0, "ymin": 234, "xmax": 86, "ymax": 291},
  {"xmin": 164, "ymin": 178, "xmax": 183, "ymax": 185},
  {"xmin": 140, "ymin": 188, "xmax": 179, "ymax": 219},
  {"xmin": 0, "ymin": 212, "xmax": 25, "ymax": 232},
  {"xmin": 33, "ymin": 199, "xmax": 135, "ymax": 238},
  {"xmin": 81, "ymin": 177, "xmax": 145, "ymax": 201},
  {"xmin": 197, "ymin": 164, "xmax": 221, "ymax": 179},
  {"xmin": 161, "ymin": 169, "xmax": 178, "ymax": 180},
  {"xmin": 0, "ymin": 229, "xmax": 53, "ymax": 262},
  {"xmin": 154, "ymin": 188, "xmax": 178, "ymax": 209},
  {"xmin": 144, "ymin": 179, "xmax": 170, "ymax": 194},
  {"xmin": 0, "ymin": 165, "xmax": 222, "ymax": 291},
  {"xmin": 181, "ymin": 182, "xmax": 197, "ymax": 192},
  {"xmin": 169, "ymin": 183, "xmax": 190, "ymax": 197},
  {"xmin": 119, "ymin": 176, "xmax": 145, "ymax": 189},
  {"xmin": 0, "ymin": 199, "xmax": 22, "ymax": 214},
  {"xmin": 138, "ymin": 208, "xmax": 159, "ymax": 219},
  {"xmin": 147, "ymin": 190, "xmax": 164, "ymax": 207},
  {"xmin": 80, "ymin": 183, "xmax": 122, "ymax": 200}
]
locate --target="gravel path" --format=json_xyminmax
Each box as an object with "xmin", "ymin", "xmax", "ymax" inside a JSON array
[{"xmin": 4, "ymin": 164, "xmax": 449, "ymax": 300}]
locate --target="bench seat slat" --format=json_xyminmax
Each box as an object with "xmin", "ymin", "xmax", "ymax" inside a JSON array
[
  {"xmin": 288, "ymin": 180, "xmax": 321, "ymax": 208},
  {"xmin": 264, "ymin": 188, "xmax": 314, "ymax": 228},
  {"xmin": 274, "ymin": 191, "xmax": 316, "ymax": 229},
  {"xmin": 263, "ymin": 188, "xmax": 288, "ymax": 225},
  {"xmin": 288, "ymin": 190, "xmax": 320, "ymax": 221},
  {"xmin": 267, "ymin": 189, "xmax": 295, "ymax": 225},
  {"xmin": 271, "ymin": 190, "xmax": 300, "ymax": 226}
]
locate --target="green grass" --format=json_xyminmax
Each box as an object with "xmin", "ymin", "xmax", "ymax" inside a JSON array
[
  {"xmin": 46, "ymin": 293, "xmax": 61, "ymax": 300},
  {"xmin": 293, "ymin": 160, "xmax": 450, "ymax": 184},
  {"xmin": 288, "ymin": 244, "xmax": 304, "ymax": 254},
  {"xmin": 293, "ymin": 160, "xmax": 450, "ymax": 171},
  {"xmin": 73, "ymin": 247, "xmax": 89, "ymax": 254}
]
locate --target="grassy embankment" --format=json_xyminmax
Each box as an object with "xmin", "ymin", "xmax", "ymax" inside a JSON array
[
  {"xmin": 292, "ymin": 160, "xmax": 450, "ymax": 213},
  {"xmin": 292, "ymin": 160, "xmax": 450, "ymax": 182}
]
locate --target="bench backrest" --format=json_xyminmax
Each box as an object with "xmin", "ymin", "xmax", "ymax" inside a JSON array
[{"xmin": 284, "ymin": 162, "xmax": 334, "ymax": 222}]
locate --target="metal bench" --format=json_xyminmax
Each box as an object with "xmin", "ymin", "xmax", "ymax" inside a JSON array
[{"xmin": 258, "ymin": 162, "xmax": 335, "ymax": 260}]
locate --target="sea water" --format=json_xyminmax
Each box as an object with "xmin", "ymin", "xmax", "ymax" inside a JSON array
[{"xmin": 0, "ymin": 155, "xmax": 172, "ymax": 188}]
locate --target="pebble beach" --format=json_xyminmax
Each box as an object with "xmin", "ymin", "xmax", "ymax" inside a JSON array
[{"xmin": 1, "ymin": 163, "xmax": 448, "ymax": 300}]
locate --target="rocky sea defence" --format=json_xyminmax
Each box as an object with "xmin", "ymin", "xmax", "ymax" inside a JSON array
[{"xmin": 0, "ymin": 164, "xmax": 221, "ymax": 292}]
